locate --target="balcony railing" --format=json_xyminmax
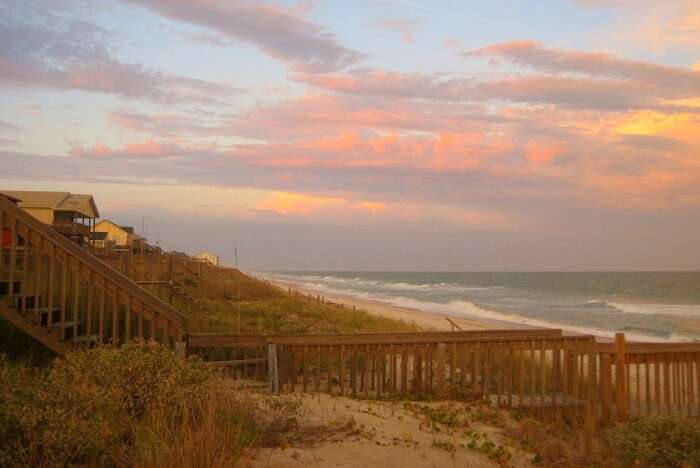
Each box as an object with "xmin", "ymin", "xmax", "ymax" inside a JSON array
[{"xmin": 53, "ymin": 221, "xmax": 91, "ymax": 236}]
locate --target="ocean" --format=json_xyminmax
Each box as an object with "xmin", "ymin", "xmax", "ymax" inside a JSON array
[{"xmin": 260, "ymin": 271, "xmax": 700, "ymax": 342}]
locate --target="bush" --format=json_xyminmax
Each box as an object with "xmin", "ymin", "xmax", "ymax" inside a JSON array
[
  {"xmin": 58, "ymin": 341, "xmax": 213, "ymax": 417},
  {"xmin": 0, "ymin": 343, "xmax": 215, "ymax": 467},
  {"xmin": 609, "ymin": 416, "xmax": 700, "ymax": 467}
]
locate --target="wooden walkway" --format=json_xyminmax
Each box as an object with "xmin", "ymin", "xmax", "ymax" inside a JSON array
[{"xmin": 1, "ymin": 195, "xmax": 186, "ymax": 354}]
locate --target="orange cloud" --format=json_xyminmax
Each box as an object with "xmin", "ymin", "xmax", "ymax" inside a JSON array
[
  {"xmin": 303, "ymin": 132, "xmax": 360, "ymax": 152},
  {"xmin": 256, "ymin": 192, "xmax": 345, "ymax": 215},
  {"xmin": 355, "ymin": 201, "xmax": 386, "ymax": 213},
  {"xmin": 693, "ymin": 61, "xmax": 700, "ymax": 71},
  {"xmin": 613, "ymin": 110, "xmax": 700, "ymax": 144},
  {"xmin": 525, "ymin": 141, "xmax": 565, "ymax": 164}
]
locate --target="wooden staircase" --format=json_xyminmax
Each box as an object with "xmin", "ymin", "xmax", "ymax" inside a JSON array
[{"xmin": 0, "ymin": 195, "xmax": 187, "ymax": 355}]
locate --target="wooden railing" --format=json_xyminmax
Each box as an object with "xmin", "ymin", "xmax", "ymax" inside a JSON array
[
  {"xmin": 596, "ymin": 334, "xmax": 700, "ymax": 422},
  {"xmin": 187, "ymin": 333, "xmax": 268, "ymax": 380},
  {"xmin": 89, "ymin": 248, "xmax": 205, "ymax": 313},
  {"xmin": 0, "ymin": 195, "xmax": 187, "ymax": 353},
  {"xmin": 188, "ymin": 328, "xmax": 597, "ymax": 452}
]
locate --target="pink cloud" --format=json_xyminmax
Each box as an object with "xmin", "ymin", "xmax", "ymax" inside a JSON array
[
  {"xmin": 230, "ymin": 130, "xmax": 512, "ymax": 173},
  {"xmin": 70, "ymin": 140, "xmax": 180, "ymax": 159},
  {"xmin": 466, "ymin": 40, "xmax": 700, "ymax": 96},
  {"xmin": 525, "ymin": 141, "xmax": 566, "ymax": 164}
]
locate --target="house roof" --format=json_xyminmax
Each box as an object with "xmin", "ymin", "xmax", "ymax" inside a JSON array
[
  {"xmin": 2, "ymin": 191, "xmax": 99, "ymax": 218},
  {"xmin": 95, "ymin": 220, "xmax": 144, "ymax": 239},
  {"xmin": 0, "ymin": 192, "xmax": 22, "ymax": 204}
]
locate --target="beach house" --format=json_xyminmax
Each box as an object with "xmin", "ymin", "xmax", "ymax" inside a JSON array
[
  {"xmin": 88, "ymin": 231, "xmax": 115, "ymax": 249},
  {"xmin": 2, "ymin": 190, "xmax": 99, "ymax": 244},
  {"xmin": 94, "ymin": 220, "xmax": 145, "ymax": 252},
  {"xmin": 195, "ymin": 252, "xmax": 219, "ymax": 266}
]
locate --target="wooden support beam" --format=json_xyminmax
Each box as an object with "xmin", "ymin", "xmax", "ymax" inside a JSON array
[
  {"xmin": 615, "ymin": 333, "xmax": 627, "ymax": 421},
  {"xmin": 267, "ymin": 343, "xmax": 279, "ymax": 394},
  {"xmin": 9, "ymin": 217, "xmax": 16, "ymax": 300},
  {"xmin": 47, "ymin": 244, "xmax": 55, "ymax": 329},
  {"xmin": 72, "ymin": 262, "xmax": 80, "ymax": 344}
]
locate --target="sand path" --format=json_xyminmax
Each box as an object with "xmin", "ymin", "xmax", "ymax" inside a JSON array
[{"xmin": 251, "ymin": 393, "xmax": 534, "ymax": 468}]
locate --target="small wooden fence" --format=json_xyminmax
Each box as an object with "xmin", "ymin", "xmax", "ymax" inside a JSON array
[
  {"xmin": 597, "ymin": 334, "xmax": 700, "ymax": 422},
  {"xmin": 189, "ymin": 330, "xmax": 700, "ymax": 429},
  {"xmin": 189, "ymin": 328, "xmax": 598, "ymax": 451}
]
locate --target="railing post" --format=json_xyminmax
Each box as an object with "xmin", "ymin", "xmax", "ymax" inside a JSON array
[
  {"xmin": 0, "ymin": 202, "xmax": 5, "ymax": 283},
  {"xmin": 267, "ymin": 342, "xmax": 279, "ymax": 394},
  {"xmin": 585, "ymin": 337, "xmax": 597, "ymax": 457},
  {"xmin": 601, "ymin": 353, "xmax": 612, "ymax": 423},
  {"xmin": 174, "ymin": 339, "xmax": 186, "ymax": 359},
  {"xmin": 615, "ymin": 333, "xmax": 627, "ymax": 420},
  {"xmin": 436, "ymin": 342, "xmax": 446, "ymax": 394}
]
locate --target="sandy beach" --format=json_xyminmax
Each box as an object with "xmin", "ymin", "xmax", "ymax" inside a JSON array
[{"xmin": 271, "ymin": 279, "xmax": 517, "ymax": 332}]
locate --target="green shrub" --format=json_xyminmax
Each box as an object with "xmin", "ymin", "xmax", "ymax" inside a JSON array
[
  {"xmin": 0, "ymin": 343, "xmax": 215, "ymax": 467},
  {"xmin": 58, "ymin": 341, "xmax": 213, "ymax": 417},
  {"xmin": 609, "ymin": 416, "xmax": 700, "ymax": 467}
]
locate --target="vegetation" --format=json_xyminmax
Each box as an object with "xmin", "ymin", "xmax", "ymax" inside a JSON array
[
  {"xmin": 0, "ymin": 318, "xmax": 56, "ymax": 366},
  {"xmin": 0, "ymin": 342, "xmax": 330, "ymax": 468},
  {"xmin": 193, "ymin": 296, "xmax": 418, "ymax": 334},
  {"xmin": 158, "ymin": 256, "xmax": 418, "ymax": 334},
  {"xmin": 608, "ymin": 416, "xmax": 700, "ymax": 467}
]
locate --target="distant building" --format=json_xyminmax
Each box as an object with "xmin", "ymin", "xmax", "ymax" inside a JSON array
[
  {"xmin": 167, "ymin": 250, "xmax": 189, "ymax": 259},
  {"xmin": 195, "ymin": 252, "xmax": 219, "ymax": 266},
  {"xmin": 94, "ymin": 220, "xmax": 146, "ymax": 251},
  {"xmin": 88, "ymin": 231, "xmax": 115, "ymax": 249},
  {"xmin": 2, "ymin": 190, "xmax": 99, "ymax": 244}
]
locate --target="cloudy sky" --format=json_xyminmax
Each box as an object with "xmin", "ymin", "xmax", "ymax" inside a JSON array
[{"xmin": 1, "ymin": 0, "xmax": 699, "ymax": 270}]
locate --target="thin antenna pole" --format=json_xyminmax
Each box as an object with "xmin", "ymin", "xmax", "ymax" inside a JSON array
[{"xmin": 235, "ymin": 244, "xmax": 241, "ymax": 332}]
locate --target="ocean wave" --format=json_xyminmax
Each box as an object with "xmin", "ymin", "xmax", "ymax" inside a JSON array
[
  {"xmin": 268, "ymin": 273, "xmax": 499, "ymax": 294},
  {"xmin": 434, "ymin": 300, "xmax": 695, "ymax": 343},
  {"xmin": 259, "ymin": 273, "xmax": 700, "ymax": 342},
  {"xmin": 584, "ymin": 300, "xmax": 700, "ymax": 319}
]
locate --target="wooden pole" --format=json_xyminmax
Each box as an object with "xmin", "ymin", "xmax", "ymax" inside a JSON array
[
  {"xmin": 268, "ymin": 343, "xmax": 279, "ymax": 394},
  {"xmin": 601, "ymin": 354, "xmax": 612, "ymax": 423},
  {"xmin": 584, "ymin": 337, "xmax": 597, "ymax": 456},
  {"xmin": 615, "ymin": 333, "xmax": 627, "ymax": 420}
]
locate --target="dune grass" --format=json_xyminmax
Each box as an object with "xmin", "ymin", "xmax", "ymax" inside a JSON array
[
  {"xmin": 189, "ymin": 296, "xmax": 419, "ymax": 334},
  {"xmin": 175, "ymin": 265, "xmax": 418, "ymax": 334},
  {"xmin": 0, "ymin": 343, "xmax": 315, "ymax": 468}
]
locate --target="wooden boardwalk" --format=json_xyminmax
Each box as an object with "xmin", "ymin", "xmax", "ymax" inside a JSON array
[{"xmin": 1, "ymin": 195, "xmax": 186, "ymax": 354}]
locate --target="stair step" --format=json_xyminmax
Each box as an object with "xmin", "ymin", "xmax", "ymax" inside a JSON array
[
  {"xmin": 0, "ymin": 280, "xmax": 21, "ymax": 296},
  {"xmin": 64, "ymin": 334, "xmax": 99, "ymax": 344},
  {"xmin": 36, "ymin": 307, "xmax": 65, "ymax": 327},
  {"xmin": 50, "ymin": 321, "xmax": 81, "ymax": 328}
]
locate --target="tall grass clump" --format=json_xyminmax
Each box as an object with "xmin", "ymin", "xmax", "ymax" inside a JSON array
[
  {"xmin": 0, "ymin": 342, "xmax": 268, "ymax": 467},
  {"xmin": 609, "ymin": 416, "xmax": 700, "ymax": 467},
  {"xmin": 195, "ymin": 296, "xmax": 419, "ymax": 334}
]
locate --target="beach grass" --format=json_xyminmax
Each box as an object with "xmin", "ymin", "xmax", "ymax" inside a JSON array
[{"xmin": 189, "ymin": 296, "xmax": 419, "ymax": 334}]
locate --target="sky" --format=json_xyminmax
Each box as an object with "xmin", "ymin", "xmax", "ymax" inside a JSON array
[{"xmin": 1, "ymin": 0, "xmax": 700, "ymax": 271}]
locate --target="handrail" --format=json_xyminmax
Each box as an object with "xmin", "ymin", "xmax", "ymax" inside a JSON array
[
  {"xmin": 0, "ymin": 195, "xmax": 186, "ymax": 331},
  {"xmin": 186, "ymin": 329, "xmax": 566, "ymax": 349}
]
